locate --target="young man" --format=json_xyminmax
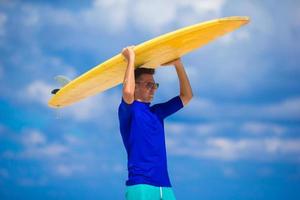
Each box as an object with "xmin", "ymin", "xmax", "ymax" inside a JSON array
[{"xmin": 118, "ymin": 46, "xmax": 193, "ymax": 200}]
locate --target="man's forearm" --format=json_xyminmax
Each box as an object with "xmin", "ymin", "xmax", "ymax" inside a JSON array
[
  {"xmin": 174, "ymin": 62, "xmax": 193, "ymax": 104},
  {"xmin": 123, "ymin": 58, "xmax": 135, "ymax": 94}
]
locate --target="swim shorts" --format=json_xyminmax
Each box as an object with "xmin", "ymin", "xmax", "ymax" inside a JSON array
[{"xmin": 126, "ymin": 184, "xmax": 176, "ymax": 200}]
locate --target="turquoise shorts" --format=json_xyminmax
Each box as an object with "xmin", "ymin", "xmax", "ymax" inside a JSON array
[{"xmin": 125, "ymin": 184, "xmax": 176, "ymax": 200}]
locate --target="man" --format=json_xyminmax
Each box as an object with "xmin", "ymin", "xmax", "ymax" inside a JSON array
[{"xmin": 118, "ymin": 46, "xmax": 193, "ymax": 200}]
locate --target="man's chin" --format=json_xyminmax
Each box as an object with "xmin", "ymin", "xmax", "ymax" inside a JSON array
[{"xmin": 147, "ymin": 96, "xmax": 153, "ymax": 102}]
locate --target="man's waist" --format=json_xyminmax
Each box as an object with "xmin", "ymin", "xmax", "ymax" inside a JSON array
[{"xmin": 126, "ymin": 176, "xmax": 172, "ymax": 187}]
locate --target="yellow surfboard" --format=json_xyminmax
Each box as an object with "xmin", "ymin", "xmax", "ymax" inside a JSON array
[{"xmin": 48, "ymin": 16, "xmax": 250, "ymax": 108}]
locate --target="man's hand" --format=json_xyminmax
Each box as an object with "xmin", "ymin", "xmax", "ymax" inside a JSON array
[
  {"xmin": 122, "ymin": 46, "xmax": 135, "ymax": 63},
  {"xmin": 161, "ymin": 58, "xmax": 182, "ymax": 67}
]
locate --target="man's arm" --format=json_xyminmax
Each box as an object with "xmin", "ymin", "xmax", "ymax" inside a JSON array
[
  {"xmin": 162, "ymin": 58, "xmax": 193, "ymax": 106},
  {"xmin": 122, "ymin": 46, "xmax": 135, "ymax": 104}
]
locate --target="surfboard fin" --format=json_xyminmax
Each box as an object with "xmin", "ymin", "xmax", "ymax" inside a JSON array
[
  {"xmin": 51, "ymin": 88, "xmax": 60, "ymax": 94},
  {"xmin": 51, "ymin": 75, "xmax": 71, "ymax": 95},
  {"xmin": 54, "ymin": 75, "xmax": 71, "ymax": 87}
]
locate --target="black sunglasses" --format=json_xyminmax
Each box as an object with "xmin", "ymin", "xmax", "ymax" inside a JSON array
[{"xmin": 136, "ymin": 81, "xmax": 159, "ymax": 90}]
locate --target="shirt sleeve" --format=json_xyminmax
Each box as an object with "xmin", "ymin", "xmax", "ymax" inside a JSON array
[
  {"xmin": 118, "ymin": 97, "xmax": 133, "ymax": 123},
  {"xmin": 151, "ymin": 95, "xmax": 184, "ymax": 120}
]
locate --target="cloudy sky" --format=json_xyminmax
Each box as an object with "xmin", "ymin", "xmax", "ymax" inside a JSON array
[{"xmin": 0, "ymin": 0, "xmax": 300, "ymax": 199}]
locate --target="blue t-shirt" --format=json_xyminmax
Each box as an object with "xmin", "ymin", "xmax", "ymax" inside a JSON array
[{"xmin": 118, "ymin": 96, "xmax": 183, "ymax": 187}]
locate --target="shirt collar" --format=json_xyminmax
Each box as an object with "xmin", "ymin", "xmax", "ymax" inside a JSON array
[{"xmin": 135, "ymin": 99, "xmax": 151, "ymax": 106}]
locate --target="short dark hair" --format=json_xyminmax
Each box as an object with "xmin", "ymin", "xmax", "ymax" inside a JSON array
[{"xmin": 134, "ymin": 68, "xmax": 155, "ymax": 81}]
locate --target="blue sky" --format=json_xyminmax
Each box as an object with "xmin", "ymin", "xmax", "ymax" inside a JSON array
[{"xmin": 0, "ymin": 0, "xmax": 300, "ymax": 199}]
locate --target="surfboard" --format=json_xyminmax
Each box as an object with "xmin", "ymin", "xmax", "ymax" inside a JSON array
[{"xmin": 48, "ymin": 16, "xmax": 250, "ymax": 108}]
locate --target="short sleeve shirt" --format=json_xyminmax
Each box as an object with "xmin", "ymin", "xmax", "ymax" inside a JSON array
[{"xmin": 118, "ymin": 96, "xmax": 183, "ymax": 187}]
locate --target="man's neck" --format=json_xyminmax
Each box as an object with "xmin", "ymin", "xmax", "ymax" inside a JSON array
[{"xmin": 135, "ymin": 98, "xmax": 150, "ymax": 103}]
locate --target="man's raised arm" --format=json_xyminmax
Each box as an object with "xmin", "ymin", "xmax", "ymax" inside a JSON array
[
  {"xmin": 162, "ymin": 58, "xmax": 193, "ymax": 106},
  {"xmin": 121, "ymin": 46, "xmax": 135, "ymax": 104}
]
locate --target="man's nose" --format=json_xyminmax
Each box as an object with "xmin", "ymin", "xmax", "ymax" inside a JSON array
[{"xmin": 151, "ymin": 88, "xmax": 156, "ymax": 92}]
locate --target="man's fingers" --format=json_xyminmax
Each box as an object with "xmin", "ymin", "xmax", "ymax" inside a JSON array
[
  {"xmin": 121, "ymin": 46, "xmax": 136, "ymax": 62},
  {"xmin": 161, "ymin": 60, "xmax": 173, "ymax": 66},
  {"xmin": 122, "ymin": 45, "xmax": 135, "ymax": 51},
  {"xmin": 161, "ymin": 58, "xmax": 182, "ymax": 66}
]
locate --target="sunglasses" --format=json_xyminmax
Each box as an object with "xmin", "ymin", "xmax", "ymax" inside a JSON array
[{"xmin": 136, "ymin": 81, "xmax": 159, "ymax": 90}]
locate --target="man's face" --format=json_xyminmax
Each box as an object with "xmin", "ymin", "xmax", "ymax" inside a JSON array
[{"xmin": 134, "ymin": 74, "xmax": 158, "ymax": 102}]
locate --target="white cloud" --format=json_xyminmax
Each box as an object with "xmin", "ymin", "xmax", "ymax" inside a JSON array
[
  {"xmin": 183, "ymin": 96, "xmax": 300, "ymax": 121},
  {"xmin": 22, "ymin": 129, "xmax": 47, "ymax": 146},
  {"xmin": 23, "ymin": 80, "xmax": 54, "ymax": 105},
  {"xmin": 178, "ymin": 0, "xmax": 225, "ymax": 14},
  {"xmin": 17, "ymin": 130, "xmax": 69, "ymax": 159},
  {"xmin": 165, "ymin": 122, "xmax": 187, "ymax": 135},
  {"xmin": 241, "ymin": 122, "xmax": 286, "ymax": 136},
  {"xmin": 264, "ymin": 138, "xmax": 300, "ymax": 154},
  {"xmin": 2, "ymin": 132, "xmax": 70, "ymax": 160},
  {"xmin": 262, "ymin": 97, "xmax": 300, "ymax": 120},
  {"xmin": 63, "ymin": 134, "xmax": 83, "ymax": 146},
  {"xmin": 20, "ymin": 0, "xmax": 128, "ymax": 36},
  {"xmin": 20, "ymin": 79, "xmax": 120, "ymax": 123},
  {"xmin": 201, "ymin": 138, "xmax": 259, "ymax": 160},
  {"xmin": 220, "ymin": 30, "xmax": 250, "ymax": 45},
  {"xmin": 175, "ymin": 0, "xmax": 226, "ymax": 27},
  {"xmin": 41, "ymin": 143, "xmax": 69, "ymax": 157},
  {"xmin": 98, "ymin": 163, "xmax": 125, "ymax": 174},
  {"xmin": 20, "ymin": 70, "xmax": 76, "ymax": 107},
  {"xmin": 131, "ymin": 0, "xmax": 176, "ymax": 34},
  {"xmin": 14, "ymin": 0, "xmax": 229, "ymax": 38},
  {"xmin": 53, "ymin": 162, "xmax": 125, "ymax": 178},
  {"xmin": 129, "ymin": 0, "xmax": 227, "ymax": 33},
  {"xmin": 165, "ymin": 121, "xmax": 300, "ymax": 162},
  {"xmin": 62, "ymin": 91, "xmax": 120, "ymax": 122},
  {"xmin": 167, "ymin": 136, "xmax": 300, "ymax": 162},
  {"xmin": 55, "ymin": 164, "xmax": 86, "ymax": 177},
  {"xmin": 21, "ymin": 143, "xmax": 69, "ymax": 159},
  {"xmin": 46, "ymin": 57, "xmax": 78, "ymax": 79},
  {"xmin": 166, "ymin": 121, "xmax": 230, "ymax": 136},
  {"xmin": 89, "ymin": 0, "xmax": 129, "ymax": 33},
  {"xmin": 63, "ymin": 96, "xmax": 101, "ymax": 121},
  {"xmin": 62, "ymin": 67, "xmax": 77, "ymax": 80},
  {"xmin": 89, "ymin": 0, "xmax": 227, "ymax": 35}
]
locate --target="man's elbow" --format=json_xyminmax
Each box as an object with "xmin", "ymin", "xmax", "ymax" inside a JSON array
[
  {"xmin": 123, "ymin": 87, "xmax": 134, "ymax": 95},
  {"xmin": 122, "ymin": 90, "xmax": 134, "ymax": 104},
  {"xmin": 180, "ymin": 93, "xmax": 193, "ymax": 106},
  {"xmin": 185, "ymin": 94, "xmax": 193, "ymax": 105}
]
